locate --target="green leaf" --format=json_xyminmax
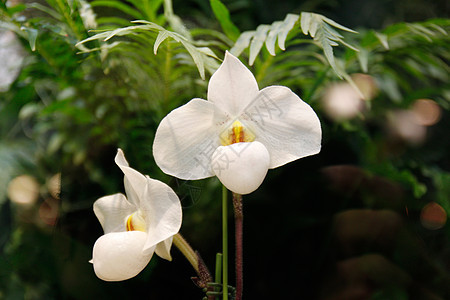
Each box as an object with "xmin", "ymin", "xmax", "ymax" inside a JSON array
[
  {"xmin": 408, "ymin": 23, "xmax": 435, "ymax": 41},
  {"xmin": 147, "ymin": 0, "xmax": 165, "ymax": 14},
  {"xmin": 322, "ymin": 15, "xmax": 357, "ymax": 33},
  {"xmin": 265, "ymin": 21, "xmax": 283, "ymax": 55},
  {"xmin": 300, "ymin": 12, "xmax": 311, "ymax": 35},
  {"xmin": 4, "ymin": 3, "xmax": 26, "ymax": 15},
  {"xmin": 428, "ymin": 23, "xmax": 447, "ymax": 35},
  {"xmin": 277, "ymin": 14, "xmax": 299, "ymax": 50},
  {"xmin": 375, "ymin": 32, "xmax": 389, "ymax": 49},
  {"xmin": 91, "ymin": 0, "xmax": 143, "ymax": 19},
  {"xmin": 77, "ymin": 21, "xmax": 220, "ymax": 79},
  {"xmin": 154, "ymin": 30, "xmax": 170, "ymax": 54},
  {"xmin": 229, "ymin": 31, "xmax": 255, "ymax": 57},
  {"xmin": 300, "ymin": 12, "xmax": 358, "ymax": 78},
  {"xmin": 210, "ymin": 0, "xmax": 240, "ymax": 41},
  {"xmin": 181, "ymin": 41, "xmax": 205, "ymax": 79},
  {"xmin": 124, "ymin": 0, "xmax": 164, "ymax": 21},
  {"xmin": 249, "ymin": 25, "xmax": 270, "ymax": 65},
  {"xmin": 341, "ymin": 71, "xmax": 365, "ymax": 100},
  {"xmin": 230, "ymin": 14, "xmax": 298, "ymax": 63},
  {"xmin": 20, "ymin": 26, "xmax": 38, "ymax": 51},
  {"xmin": 196, "ymin": 47, "xmax": 220, "ymax": 60},
  {"xmin": 26, "ymin": 3, "xmax": 61, "ymax": 20},
  {"xmin": 357, "ymin": 48, "xmax": 369, "ymax": 73},
  {"xmin": 230, "ymin": 12, "xmax": 357, "ymax": 77}
]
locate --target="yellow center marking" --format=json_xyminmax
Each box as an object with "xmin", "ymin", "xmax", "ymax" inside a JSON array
[
  {"xmin": 126, "ymin": 213, "xmax": 146, "ymax": 232},
  {"xmin": 126, "ymin": 213, "xmax": 135, "ymax": 231},
  {"xmin": 220, "ymin": 120, "xmax": 255, "ymax": 146}
]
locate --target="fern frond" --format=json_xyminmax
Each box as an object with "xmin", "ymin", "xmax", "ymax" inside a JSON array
[
  {"xmin": 230, "ymin": 13, "xmax": 298, "ymax": 58},
  {"xmin": 230, "ymin": 12, "xmax": 358, "ymax": 78},
  {"xmin": 300, "ymin": 12, "xmax": 359, "ymax": 78},
  {"xmin": 353, "ymin": 19, "xmax": 449, "ymax": 104},
  {"xmin": 76, "ymin": 20, "xmax": 220, "ymax": 79}
]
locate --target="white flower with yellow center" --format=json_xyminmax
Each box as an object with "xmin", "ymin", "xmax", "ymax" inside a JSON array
[
  {"xmin": 91, "ymin": 149, "xmax": 182, "ymax": 281},
  {"xmin": 153, "ymin": 52, "xmax": 321, "ymax": 194}
]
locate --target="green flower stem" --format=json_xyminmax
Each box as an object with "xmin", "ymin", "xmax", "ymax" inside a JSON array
[
  {"xmin": 232, "ymin": 193, "xmax": 243, "ymax": 300},
  {"xmin": 173, "ymin": 233, "xmax": 199, "ymax": 274},
  {"xmin": 215, "ymin": 253, "xmax": 223, "ymax": 300},
  {"xmin": 222, "ymin": 185, "xmax": 229, "ymax": 300}
]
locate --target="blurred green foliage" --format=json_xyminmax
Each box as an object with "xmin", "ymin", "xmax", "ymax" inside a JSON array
[{"xmin": 0, "ymin": 0, "xmax": 449, "ymax": 299}]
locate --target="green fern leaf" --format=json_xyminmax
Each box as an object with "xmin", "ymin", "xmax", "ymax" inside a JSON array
[
  {"xmin": 321, "ymin": 15, "xmax": 357, "ymax": 33},
  {"xmin": 21, "ymin": 26, "xmax": 38, "ymax": 51},
  {"xmin": 265, "ymin": 21, "xmax": 283, "ymax": 55},
  {"xmin": 154, "ymin": 30, "xmax": 170, "ymax": 54},
  {"xmin": 230, "ymin": 31, "xmax": 255, "ymax": 57},
  {"xmin": 428, "ymin": 23, "xmax": 447, "ymax": 35},
  {"xmin": 300, "ymin": 12, "xmax": 359, "ymax": 78},
  {"xmin": 76, "ymin": 21, "xmax": 219, "ymax": 79},
  {"xmin": 26, "ymin": 2, "xmax": 61, "ymax": 20},
  {"xmin": 375, "ymin": 32, "xmax": 389, "ymax": 49},
  {"xmin": 277, "ymin": 14, "xmax": 299, "ymax": 50},
  {"xmin": 249, "ymin": 25, "xmax": 270, "ymax": 65},
  {"xmin": 357, "ymin": 48, "xmax": 369, "ymax": 73},
  {"xmin": 229, "ymin": 14, "xmax": 299, "ymax": 62},
  {"xmin": 230, "ymin": 12, "xmax": 357, "ymax": 78}
]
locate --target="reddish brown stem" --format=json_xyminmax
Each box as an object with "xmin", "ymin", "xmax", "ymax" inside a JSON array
[{"xmin": 233, "ymin": 193, "xmax": 243, "ymax": 300}]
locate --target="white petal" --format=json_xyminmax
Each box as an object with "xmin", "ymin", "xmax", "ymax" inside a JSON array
[
  {"xmin": 243, "ymin": 85, "xmax": 321, "ymax": 168},
  {"xmin": 153, "ymin": 99, "xmax": 221, "ymax": 180},
  {"xmin": 211, "ymin": 142, "xmax": 270, "ymax": 194},
  {"xmin": 208, "ymin": 51, "xmax": 259, "ymax": 117},
  {"xmin": 115, "ymin": 149, "xmax": 147, "ymax": 206},
  {"xmin": 92, "ymin": 231, "xmax": 154, "ymax": 281},
  {"xmin": 155, "ymin": 236, "xmax": 174, "ymax": 261},
  {"xmin": 93, "ymin": 193, "xmax": 135, "ymax": 234},
  {"xmin": 140, "ymin": 177, "xmax": 182, "ymax": 252}
]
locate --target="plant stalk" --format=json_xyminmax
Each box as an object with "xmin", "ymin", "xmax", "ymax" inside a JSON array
[
  {"xmin": 173, "ymin": 233, "xmax": 199, "ymax": 273},
  {"xmin": 215, "ymin": 253, "xmax": 223, "ymax": 300},
  {"xmin": 232, "ymin": 193, "xmax": 243, "ymax": 300},
  {"xmin": 222, "ymin": 185, "xmax": 229, "ymax": 300}
]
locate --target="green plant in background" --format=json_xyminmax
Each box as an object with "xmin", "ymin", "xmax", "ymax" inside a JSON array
[{"xmin": 1, "ymin": 0, "xmax": 449, "ymax": 299}]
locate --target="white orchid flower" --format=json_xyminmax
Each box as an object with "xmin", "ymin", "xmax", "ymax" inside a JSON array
[
  {"xmin": 153, "ymin": 52, "xmax": 321, "ymax": 194},
  {"xmin": 91, "ymin": 149, "xmax": 182, "ymax": 281}
]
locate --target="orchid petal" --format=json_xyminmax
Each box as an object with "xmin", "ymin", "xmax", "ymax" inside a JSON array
[
  {"xmin": 244, "ymin": 86, "xmax": 322, "ymax": 168},
  {"xmin": 208, "ymin": 51, "xmax": 259, "ymax": 116},
  {"xmin": 211, "ymin": 141, "xmax": 270, "ymax": 194},
  {"xmin": 114, "ymin": 149, "xmax": 148, "ymax": 206},
  {"xmin": 140, "ymin": 176, "xmax": 182, "ymax": 252},
  {"xmin": 92, "ymin": 231, "xmax": 154, "ymax": 281},
  {"xmin": 93, "ymin": 193, "xmax": 135, "ymax": 234},
  {"xmin": 155, "ymin": 236, "xmax": 174, "ymax": 261},
  {"xmin": 153, "ymin": 99, "xmax": 221, "ymax": 180}
]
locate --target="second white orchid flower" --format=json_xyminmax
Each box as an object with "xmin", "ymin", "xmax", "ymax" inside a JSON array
[
  {"xmin": 91, "ymin": 149, "xmax": 182, "ymax": 281},
  {"xmin": 153, "ymin": 52, "xmax": 321, "ymax": 194}
]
